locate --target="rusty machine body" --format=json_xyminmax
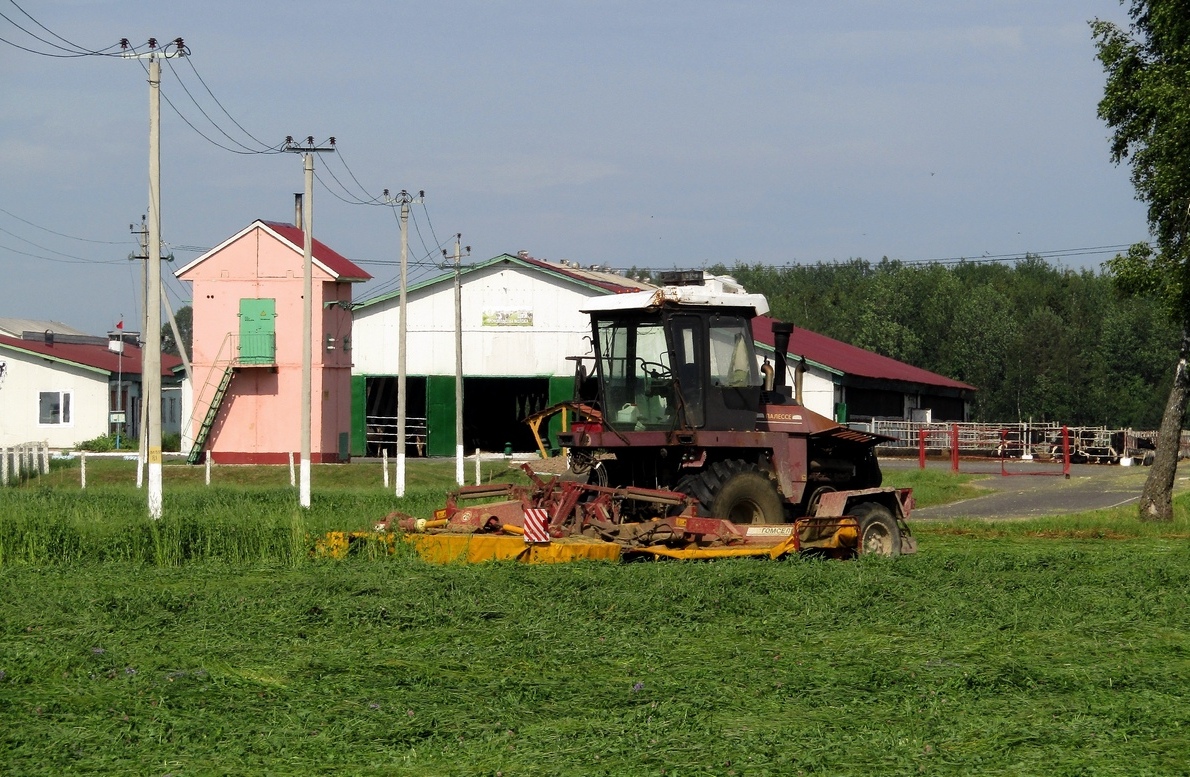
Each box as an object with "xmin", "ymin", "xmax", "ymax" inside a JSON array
[
  {"xmin": 355, "ymin": 274, "xmax": 917, "ymax": 563},
  {"xmin": 561, "ymin": 275, "xmax": 915, "ymax": 556}
]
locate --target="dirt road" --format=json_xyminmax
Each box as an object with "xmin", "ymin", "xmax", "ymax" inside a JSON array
[{"xmin": 886, "ymin": 459, "xmax": 1190, "ymax": 520}]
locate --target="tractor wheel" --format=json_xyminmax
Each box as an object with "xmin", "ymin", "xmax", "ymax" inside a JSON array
[
  {"xmin": 677, "ymin": 460, "xmax": 785, "ymax": 525},
  {"xmin": 850, "ymin": 502, "xmax": 901, "ymax": 557}
]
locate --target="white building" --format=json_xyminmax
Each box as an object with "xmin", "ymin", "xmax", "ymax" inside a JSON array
[
  {"xmin": 0, "ymin": 331, "xmax": 183, "ymax": 449},
  {"xmin": 350, "ymin": 252, "xmax": 652, "ymax": 455}
]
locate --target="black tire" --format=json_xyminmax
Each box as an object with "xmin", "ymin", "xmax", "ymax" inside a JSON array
[
  {"xmin": 850, "ymin": 502, "xmax": 901, "ymax": 557},
  {"xmin": 676, "ymin": 459, "xmax": 785, "ymax": 524}
]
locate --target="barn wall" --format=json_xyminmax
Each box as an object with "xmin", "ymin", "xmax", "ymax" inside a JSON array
[{"xmin": 353, "ymin": 263, "xmax": 598, "ymax": 378}]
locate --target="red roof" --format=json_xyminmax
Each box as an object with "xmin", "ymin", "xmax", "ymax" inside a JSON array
[
  {"xmin": 259, "ymin": 221, "xmax": 372, "ymax": 281},
  {"xmin": 0, "ymin": 335, "xmax": 183, "ymax": 377},
  {"xmin": 752, "ymin": 315, "xmax": 975, "ymax": 392}
]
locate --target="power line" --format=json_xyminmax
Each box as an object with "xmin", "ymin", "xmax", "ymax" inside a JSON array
[
  {"xmin": 180, "ymin": 54, "xmax": 275, "ymax": 150},
  {"xmin": 0, "ymin": 239, "xmax": 127, "ymax": 265},
  {"xmin": 0, "ymin": 207, "xmax": 132, "ymax": 245},
  {"xmin": 162, "ymin": 55, "xmax": 270, "ymax": 154},
  {"xmin": 330, "ymin": 147, "xmax": 388, "ymax": 205},
  {"xmin": 0, "ymin": 4, "xmax": 138, "ymax": 58},
  {"xmin": 0, "ymin": 222, "xmax": 132, "ymax": 263},
  {"xmin": 128, "ymin": 50, "xmax": 287, "ymax": 157},
  {"xmin": 2, "ymin": 0, "xmax": 123, "ymax": 56}
]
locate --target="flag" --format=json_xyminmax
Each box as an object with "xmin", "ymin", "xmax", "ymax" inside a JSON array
[{"xmin": 116, "ymin": 320, "xmax": 123, "ymax": 330}]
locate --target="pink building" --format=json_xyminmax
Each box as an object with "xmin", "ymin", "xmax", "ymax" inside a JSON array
[{"xmin": 175, "ymin": 220, "xmax": 371, "ymax": 464}]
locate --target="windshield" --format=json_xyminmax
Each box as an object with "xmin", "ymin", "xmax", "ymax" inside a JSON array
[
  {"xmin": 708, "ymin": 315, "xmax": 761, "ymax": 389},
  {"xmin": 594, "ymin": 317, "xmax": 674, "ymax": 430}
]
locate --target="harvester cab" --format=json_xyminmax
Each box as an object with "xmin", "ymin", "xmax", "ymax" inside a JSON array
[{"xmin": 583, "ymin": 280, "xmax": 765, "ymax": 435}]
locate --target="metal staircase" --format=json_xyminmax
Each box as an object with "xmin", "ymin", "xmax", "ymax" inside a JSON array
[
  {"xmin": 187, "ymin": 364, "xmax": 235, "ymax": 464},
  {"xmin": 186, "ymin": 333, "xmax": 239, "ymax": 465}
]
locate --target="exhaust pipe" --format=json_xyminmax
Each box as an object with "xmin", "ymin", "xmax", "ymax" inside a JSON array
[{"xmin": 771, "ymin": 322, "xmax": 793, "ymax": 397}]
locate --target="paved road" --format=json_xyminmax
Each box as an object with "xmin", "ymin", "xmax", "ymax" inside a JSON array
[{"xmin": 884, "ymin": 459, "xmax": 1190, "ymax": 520}]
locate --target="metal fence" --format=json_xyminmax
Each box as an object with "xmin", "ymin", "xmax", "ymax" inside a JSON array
[
  {"xmin": 365, "ymin": 416, "xmax": 429, "ymax": 456},
  {"xmin": 856, "ymin": 420, "xmax": 1190, "ymax": 464}
]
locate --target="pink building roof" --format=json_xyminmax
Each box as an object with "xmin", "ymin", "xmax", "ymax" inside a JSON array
[
  {"xmin": 752, "ymin": 315, "xmax": 975, "ymax": 392},
  {"xmin": 0, "ymin": 334, "xmax": 183, "ymax": 377},
  {"xmin": 175, "ymin": 220, "xmax": 372, "ymax": 282}
]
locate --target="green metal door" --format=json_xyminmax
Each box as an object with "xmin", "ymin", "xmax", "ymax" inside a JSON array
[
  {"xmin": 350, "ymin": 374, "xmax": 367, "ymax": 456},
  {"xmin": 426, "ymin": 375, "xmax": 456, "ymax": 457},
  {"xmin": 238, "ymin": 298, "xmax": 276, "ymax": 364},
  {"xmin": 548, "ymin": 376, "xmax": 576, "ymax": 451}
]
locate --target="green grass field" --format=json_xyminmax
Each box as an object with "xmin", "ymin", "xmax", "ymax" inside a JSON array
[{"xmin": 1, "ymin": 460, "xmax": 1188, "ymax": 775}]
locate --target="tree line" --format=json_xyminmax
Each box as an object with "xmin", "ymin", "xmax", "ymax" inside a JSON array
[{"xmin": 702, "ymin": 256, "xmax": 1176, "ymax": 429}]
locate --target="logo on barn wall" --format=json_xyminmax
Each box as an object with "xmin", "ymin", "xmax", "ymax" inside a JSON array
[{"xmin": 482, "ymin": 310, "xmax": 533, "ymax": 327}]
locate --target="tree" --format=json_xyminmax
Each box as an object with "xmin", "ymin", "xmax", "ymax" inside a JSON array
[
  {"xmin": 159, "ymin": 304, "xmax": 192, "ymax": 358},
  {"xmin": 1093, "ymin": 3, "xmax": 1190, "ymax": 520}
]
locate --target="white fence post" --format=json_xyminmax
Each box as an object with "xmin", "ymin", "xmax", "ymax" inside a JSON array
[
  {"xmin": 382, "ymin": 449, "xmax": 389, "ymax": 489},
  {"xmin": 1, "ymin": 446, "xmax": 7, "ymax": 486},
  {"xmin": 80, "ymin": 451, "xmax": 87, "ymax": 489},
  {"xmin": 474, "ymin": 447, "xmax": 481, "ymax": 485},
  {"xmin": 205, "ymin": 449, "xmax": 212, "ymax": 486},
  {"xmin": 288, "ymin": 451, "xmax": 296, "ymax": 488}
]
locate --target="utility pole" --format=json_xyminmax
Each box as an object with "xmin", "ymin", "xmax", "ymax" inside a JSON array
[
  {"xmin": 443, "ymin": 235, "xmax": 471, "ymax": 486},
  {"xmin": 285, "ymin": 137, "xmax": 336, "ymax": 509},
  {"xmin": 384, "ymin": 189, "xmax": 419, "ymax": 497},
  {"xmin": 124, "ymin": 37, "xmax": 185, "ymax": 520},
  {"xmin": 124, "ymin": 217, "xmax": 150, "ymax": 455},
  {"xmin": 135, "ymin": 219, "xmax": 148, "ymax": 490}
]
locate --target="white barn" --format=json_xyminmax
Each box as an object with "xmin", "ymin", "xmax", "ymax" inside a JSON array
[{"xmin": 350, "ymin": 252, "xmax": 652, "ymax": 455}]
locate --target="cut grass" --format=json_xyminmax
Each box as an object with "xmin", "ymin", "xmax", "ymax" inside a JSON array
[
  {"xmin": 2, "ymin": 464, "xmax": 1190, "ymax": 773},
  {"xmin": 1, "ymin": 543, "xmax": 1188, "ymax": 775}
]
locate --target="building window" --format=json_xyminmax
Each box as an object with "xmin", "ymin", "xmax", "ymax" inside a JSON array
[{"xmin": 39, "ymin": 391, "xmax": 72, "ymax": 425}]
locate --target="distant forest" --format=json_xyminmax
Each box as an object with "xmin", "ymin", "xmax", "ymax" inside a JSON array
[{"xmin": 702, "ymin": 256, "xmax": 1176, "ymax": 429}]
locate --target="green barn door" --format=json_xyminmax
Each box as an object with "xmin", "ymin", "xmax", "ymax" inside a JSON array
[
  {"xmin": 238, "ymin": 298, "xmax": 276, "ymax": 364},
  {"xmin": 426, "ymin": 375, "xmax": 456, "ymax": 457}
]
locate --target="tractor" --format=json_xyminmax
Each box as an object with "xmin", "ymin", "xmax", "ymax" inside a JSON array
[
  {"xmin": 549, "ymin": 273, "xmax": 916, "ymax": 557},
  {"xmin": 356, "ymin": 274, "xmax": 916, "ymax": 563}
]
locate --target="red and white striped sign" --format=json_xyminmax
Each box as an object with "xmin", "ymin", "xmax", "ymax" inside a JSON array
[{"xmin": 523, "ymin": 508, "xmax": 551, "ymax": 543}]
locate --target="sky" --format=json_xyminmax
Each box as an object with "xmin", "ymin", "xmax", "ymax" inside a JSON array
[{"xmin": 0, "ymin": 0, "xmax": 1150, "ymax": 336}]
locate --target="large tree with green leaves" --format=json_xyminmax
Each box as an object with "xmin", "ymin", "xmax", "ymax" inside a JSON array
[{"xmin": 1093, "ymin": 1, "xmax": 1190, "ymax": 521}]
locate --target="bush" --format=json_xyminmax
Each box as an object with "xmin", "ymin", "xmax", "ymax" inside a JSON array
[
  {"xmin": 162, "ymin": 433, "xmax": 181, "ymax": 452},
  {"xmin": 76, "ymin": 434, "xmax": 118, "ymax": 452}
]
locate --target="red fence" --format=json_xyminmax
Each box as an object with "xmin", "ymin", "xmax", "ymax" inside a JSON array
[{"xmin": 865, "ymin": 420, "xmax": 1189, "ymax": 469}]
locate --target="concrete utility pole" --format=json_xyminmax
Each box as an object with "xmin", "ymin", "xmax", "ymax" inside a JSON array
[
  {"xmin": 384, "ymin": 189, "xmax": 418, "ymax": 497},
  {"xmin": 137, "ymin": 220, "xmax": 148, "ymax": 490},
  {"xmin": 285, "ymin": 137, "xmax": 336, "ymax": 509},
  {"xmin": 445, "ymin": 234, "xmax": 471, "ymax": 486},
  {"xmin": 124, "ymin": 37, "xmax": 186, "ymax": 519}
]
